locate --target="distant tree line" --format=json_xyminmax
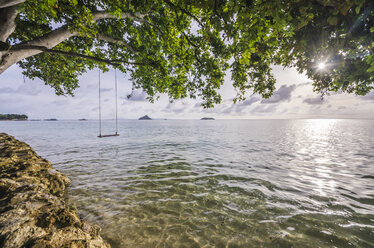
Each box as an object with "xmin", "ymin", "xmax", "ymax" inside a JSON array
[{"xmin": 0, "ymin": 114, "xmax": 28, "ymax": 120}]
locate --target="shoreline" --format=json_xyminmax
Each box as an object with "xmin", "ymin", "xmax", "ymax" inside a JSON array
[{"xmin": 0, "ymin": 133, "xmax": 110, "ymax": 247}]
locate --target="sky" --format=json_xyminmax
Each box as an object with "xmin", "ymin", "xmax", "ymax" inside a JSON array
[{"xmin": 0, "ymin": 64, "xmax": 373, "ymax": 120}]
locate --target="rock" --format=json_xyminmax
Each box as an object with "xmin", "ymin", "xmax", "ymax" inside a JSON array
[
  {"xmin": 138, "ymin": 115, "xmax": 152, "ymax": 120},
  {"xmin": 200, "ymin": 117, "xmax": 215, "ymax": 120},
  {"xmin": 0, "ymin": 133, "xmax": 110, "ymax": 248}
]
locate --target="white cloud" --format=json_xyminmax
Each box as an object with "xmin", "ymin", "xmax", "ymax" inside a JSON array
[
  {"xmin": 126, "ymin": 90, "xmax": 147, "ymax": 102},
  {"xmin": 261, "ymin": 84, "xmax": 296, "ymax": 104},
  {"xmin": 303, "ymin": 96, "xmax": 325, "ymax": 105},
  {"xmin": 0, "ymin": 65, "xmax": 373, "ymax": 119}
]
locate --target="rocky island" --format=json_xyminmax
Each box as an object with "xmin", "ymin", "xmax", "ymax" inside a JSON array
[
  {"xmin": 200, "ymin": 117, "xmax": 215, "ymax": 120},
  {"xmin": 0, "ymin": 133, "xmax": 110, "ymax": 248},
  {"xmin": 138, "ymin": 115, "xmax": 152, "ymax": 120}
]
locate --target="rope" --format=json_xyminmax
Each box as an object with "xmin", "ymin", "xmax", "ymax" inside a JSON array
[
  {"xmin": 115, "ymin": 68, "xmax": 118, "ymax": 135},
  {"xmin": 98, "ymin": 69, "xmax": 102, "ymax": 137}
]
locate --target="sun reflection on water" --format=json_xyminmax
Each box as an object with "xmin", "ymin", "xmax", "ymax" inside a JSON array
[{"xmin": 296, "ymin": 119, "xmax": 340, "ymax": 196}]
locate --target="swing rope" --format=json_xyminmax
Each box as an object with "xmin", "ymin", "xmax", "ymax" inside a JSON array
[
  {"xmin": 98, "ymin": 69, "xmax": 102, "ymax": 137},
  {"xmin": 115, "ymin": 68, "xmax": 118, "ymax": 135},
  {"xmin": 98, "ymin": 68, "xmax": 119, "ymax": 138}
]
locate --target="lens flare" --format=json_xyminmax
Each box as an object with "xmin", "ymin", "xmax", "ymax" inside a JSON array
[{"xmin": 318, "ymin": 63, "xmax": 326, "ymax": 70}]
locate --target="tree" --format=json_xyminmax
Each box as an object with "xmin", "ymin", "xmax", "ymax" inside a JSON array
[
  {"xmin": 0, "ymin": 0, "xmax": 373, "ymax": 107},
  {"xmin": 0, "ymin": 114, "xmax": 28, "ymax": 120}
]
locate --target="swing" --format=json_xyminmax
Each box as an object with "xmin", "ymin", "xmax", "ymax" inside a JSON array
[{"xmin": 98, "ymin": 68, "xmax": 119, "ymax": 138}]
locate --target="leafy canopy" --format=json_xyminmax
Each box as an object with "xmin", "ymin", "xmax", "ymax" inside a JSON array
[{"xmin": 5, "ymin": 0, "xmax": 374, "ymax": 107}]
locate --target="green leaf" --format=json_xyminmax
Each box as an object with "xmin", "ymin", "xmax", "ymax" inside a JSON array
[
  {"xmin": 327, "ymin": 16, "xmax": 338, "ymax": 26},
  {"xmin": 4, "ymin": 0, "xmax": 373, "ymax": 108}
]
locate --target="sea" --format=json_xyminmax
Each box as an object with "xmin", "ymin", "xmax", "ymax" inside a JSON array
[{"xmin": 1, "ymin": 119, "xmax": 373, "ymax": 247}]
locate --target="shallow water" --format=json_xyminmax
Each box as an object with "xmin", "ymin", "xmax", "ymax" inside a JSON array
[{"xmin": 1, "ymin": 119, "xmax": 374, "ymax": 247}]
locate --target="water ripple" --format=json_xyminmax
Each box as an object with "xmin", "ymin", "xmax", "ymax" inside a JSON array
[{"xmin": 1, "ymin": 119, "xmax": 373, "ymax": 247}]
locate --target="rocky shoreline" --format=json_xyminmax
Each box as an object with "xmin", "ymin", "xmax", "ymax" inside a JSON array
[{"xmin": 0, "ymin": 133, "xmax": 110, "ymax": 247}]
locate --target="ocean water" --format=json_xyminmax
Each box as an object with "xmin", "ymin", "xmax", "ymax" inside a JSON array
[{"xmin": 1, "ymin": 119, "xmax": 373, "ymax": 247}]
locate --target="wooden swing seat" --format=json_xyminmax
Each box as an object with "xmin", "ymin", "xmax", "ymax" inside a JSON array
[{"xmin": 98, "ymin": 133, "xmax": 119, "ymax": 138}]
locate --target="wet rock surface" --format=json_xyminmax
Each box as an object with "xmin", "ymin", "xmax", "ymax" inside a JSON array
[{"xmin": 0, "ymin": 133, "xmax": 110, "ymax": 248}]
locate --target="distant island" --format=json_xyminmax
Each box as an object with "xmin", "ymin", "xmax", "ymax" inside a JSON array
[
  {"xmin": 139, "ymin": 115, "xmax": 152, "ymax": 120},
  {"xmin": 0, "ymin": 114, "xmax": 28, "ymax": 121},
  {"xmin": 44, "ymin": 119, "xmax": 57, "ymax": 121},
  {"xmin": 79, "ymin": 119, "xmax": 88, "ymax": 121},
  {"xmin": 201, "ymin": 117, "xmax": 215, "ymax": 120}
]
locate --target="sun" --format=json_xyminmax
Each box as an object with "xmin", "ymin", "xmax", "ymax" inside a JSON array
[{"xmin": 318, "ymin": 62, "xmax": 326, "ymax": 70}]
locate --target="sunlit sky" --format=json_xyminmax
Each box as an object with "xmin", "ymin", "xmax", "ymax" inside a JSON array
[{"xmin": 0, "ymin": 64, "xmax": 373, "ymax": 120}]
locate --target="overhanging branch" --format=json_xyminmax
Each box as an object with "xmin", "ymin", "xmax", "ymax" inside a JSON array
[
  {"xmin": 1, "ymin": 9, "xmax": 156, "ymax": 73},
  {"xmin": 92, "ymin": 11, "xmax": 163, "ymax": 35},
  {"xmin": 92, "ymin": 11, "xmax": 147, "ymax": 22},
  {"xmin": 10, "ymin": 45, "xmax": 148, "ymax": 66}
]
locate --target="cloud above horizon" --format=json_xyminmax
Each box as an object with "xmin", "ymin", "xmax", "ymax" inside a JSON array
[
  {"xmin": 0, "ymin": 83, "xmax": 42, "ymax": 96},
  {"xmin": 303, "ymin": 96, "xmax": 325, "ymax": 105},
  {"xmin": 261, "ymin": 84, "xmax": 296, "ymax": 104},
  {"xmin": 362, "ymin": 91, "xmax": 374, "ymax": 101},
  {"xmin": 0, "ymin": 65, "xmax": 373, "ymax": 119},
  {"xmin": 126, "ymin": 90, "xmax": 148, "ymax": 102}
]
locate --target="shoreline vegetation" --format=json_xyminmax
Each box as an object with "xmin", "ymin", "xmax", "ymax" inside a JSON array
[
  {"xmin": 0, "ymin": 133, "xmax": 110, "ymax": 248},
  {"xmin": 0, "ymin": 114, "xmax": 28, "ymax": 121}
]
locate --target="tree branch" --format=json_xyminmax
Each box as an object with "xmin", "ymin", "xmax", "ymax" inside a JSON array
[
  {"xmin": 181, "ymin": 32, "xmax": 202, "ymax": 64},
  {"xmin": 163, "ymin": 0, "xmax": 203, "ymax": 27},
  {"xmin": 24, "ymin": 11, "xmax": 149, "ymax": 50},
  {"xmin": 0, "ymin": 0, "xmax": 25, "ymax": 8},
  {"xmin": 26, "ymin": 26, "xmax": 79, "ymax": 48},
  {"xmin": 10, "ymin": 45, "xmax": 148, "ymax": 66},
  {"xmin": 1, "ymin": 10, "xmax": 152, "ymax": 73},
  {"xmin": 92, "ymin": 11, "xmax": 163, "ymax": 34},
  {"xmin": 182, "ymin": 32, "xmax": 198, "ymax": 48},
  {"xmin": 92, "ymin": 11, "xmax": 147, "ymax": 22},
  {"xmin": 212, "ymin": 1, "xmax": 229, "ymax": 27},
  {"xmin": 4, "ymin": 11, "xmax": 147, "ymax": 54},
  {"xmin": 96, "ymin": 33, "xmax": 137, "ymax": 53}
]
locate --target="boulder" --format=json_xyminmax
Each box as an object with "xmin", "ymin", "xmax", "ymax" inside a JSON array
[{"xmin": 0, "ymin": 133, "xmax": 110, "ymax": 248}]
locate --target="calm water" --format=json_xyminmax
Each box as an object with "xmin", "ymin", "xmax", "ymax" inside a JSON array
[{"xmin": 1, "ymin": 119, "xmax": 374, "ymax": 247}]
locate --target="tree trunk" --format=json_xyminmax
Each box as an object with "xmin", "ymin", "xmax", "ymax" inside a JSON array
[
  {"xmin": 0, "ymin": 5, "xmax": 17, "ymax": 42},
  {"xmin": 0, "ymin": 3, "xmax": 22, "ymax": 73}
]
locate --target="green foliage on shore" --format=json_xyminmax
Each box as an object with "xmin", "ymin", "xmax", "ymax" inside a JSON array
[
  {"xmin": 0, "ymin": 114, "xmax": 28, "ymax": 120},
  {"xmin": 0, "ymin": 0, "xmax": 373, "ymax": 107}
]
